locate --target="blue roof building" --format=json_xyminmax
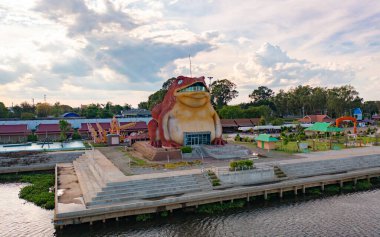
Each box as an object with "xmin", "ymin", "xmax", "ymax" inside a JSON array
[
  {"xmin": 61, "ymin": 112, "xmax": 81, "ymax": 118},
  {"xmin": 353, "ymin": 108, "xmax": 362, "ymax": 121}
]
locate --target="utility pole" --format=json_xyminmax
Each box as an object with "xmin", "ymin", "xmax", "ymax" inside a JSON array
[
  {"xmin": 207, "ymin": 76, "xmax": 213, "ymax": 88},
  {"xmin": 188, "ymin": 54, "xmax": 192, "ymax": 78},
  {"xmin": 44, "ymin": 94, "xmax": 46, "ymax": 103}
]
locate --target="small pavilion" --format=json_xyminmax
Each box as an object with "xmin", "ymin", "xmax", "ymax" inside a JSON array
[
  {"xmin": 305, "ymin": 122, "xmax": 343, "ymax": 150},
  {"xmin": 255, "ymin": 134, "xmax": 278, "ymax": 150}
]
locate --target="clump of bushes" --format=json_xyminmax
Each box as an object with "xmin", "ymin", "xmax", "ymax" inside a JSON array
[
  {"xmin": 196, "ymin": 200, "xmax": 246, "ymax": 214},
  {"xmin": 356, "ymin": 180, "xmax": 372, "ymax": 190},
  {"xmin": 27, "ymin": 134, "xmax": 38, "ymax": 142},
  {"xmin": 181, "ymin": 146, "xmax": 193, "ymax": 153},
  {"xmin": 324, "ymin": 185, "xmax": 340, "ymax": 194},
  {"xmin": 136, "ymin": 213, "xmax": 152, "ymax": 221},
  {"xmin": 71, "ymin": 130, "xmax": 82, "ymax": 140},
  {"xmin": 306, "ymin": 187, "xmax": 322, "ymax": 196},
  {"xmin": 230, "ymin": 159, "xmax": 254, "ymax": 171}
]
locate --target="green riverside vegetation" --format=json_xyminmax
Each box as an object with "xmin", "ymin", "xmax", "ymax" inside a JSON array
[{"xmin": 0, "ymin": 172, "xmax": 55, "ymax": 210}]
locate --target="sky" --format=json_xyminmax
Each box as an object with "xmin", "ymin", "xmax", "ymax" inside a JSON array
[{"xmin": 0, "ymin": 0, "xmax": 379, "ymax": 108}]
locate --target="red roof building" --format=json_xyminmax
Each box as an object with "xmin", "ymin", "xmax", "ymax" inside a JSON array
[
  {"xmin": 221, "ymin": 119, "xmax": 238, "ymax": 128},
  {"xmin": 298, "ymin": 115, "xmax": 333, "ymax": 124},
  {"xmin": 35, "ymin": 123, "xmax": 73, "ymax": 141},
  {"xmin": 0, "ymin": 124, "xmax": 31, "ymax": 143},
  {"xmin": 35, "ymin": 124, "xmax": 62, "ymax": 135},
  {"xmin": 120, "ymin": 121, "xmax": 148, "ymax": 132},
  {"xmin": 234, "ymin": 119, "xmax": 253, "ymax": 127},
  {"xmin": 0, "ymin": 124, "xmax": 31, "ymax": 135}
]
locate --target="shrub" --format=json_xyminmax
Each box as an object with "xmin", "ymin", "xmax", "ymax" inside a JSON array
[
  {"xmin": 324, "ymin": 185, "xmax": 340, "ymax": 194},
  {"xmin": 160, "ymin": 211, "xmax": 169, "ymax": 217},
  {"xmin": 356, "ymin": 180, "xmax": 372, "ymax": 190},
  {"xmin": 230, "ymin": 159, "xmax": 254, "ymax": 170},
  {"xmin": 197, "ymin": 200, "xmax": 246, "ymax": 214},
  {"xmin": 27, "ymin": 134, "xmax": 38, "ymax": 142},
  {"xmin": 234, "ymin": 134, "xmax": 241, "ymax": 141},
  {"xmin": 71, "ymin": 130, "xmax": 82, "ymax": 140},
  {"xmin": 212, "ymin": 180, "xmax": 221, "ymax": 186},
  {"xmin": 307, "ymin": 188, "xmax": 322, "ymax": 196},
  {"xmin": 136, "ymin": 214, "xmax": 152, "ymax": 221},
  {"xmin": 181, "ymin": 146, "xmax": 192, "ymax": 153}
]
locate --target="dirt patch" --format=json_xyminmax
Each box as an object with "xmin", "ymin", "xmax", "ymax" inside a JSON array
[{"xmin": 57, "ymin": 164, "xmax": 83, "ymax": 204}]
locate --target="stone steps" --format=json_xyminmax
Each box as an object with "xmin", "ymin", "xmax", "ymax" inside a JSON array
[
  {"xmin": 72, "ymin": 150, "xmax": 213, "ymax": 208},
  {"xmin": 103, "ymin": 175, "xmax": 196, "ymax": 189},
  {"xmin": 92, "ymin": 184, "xmax": 206, "ymax": 203},
  {"xmin": 97, "ymin": 179, "xmax": 199, "ymax": 196},
  {"xmin": 87, "ymin": 186, "xmax": 204, "ymax": 207},
  {"xmin": 280, "ymin": 155, "xmax": 380, "ymax": 178}
]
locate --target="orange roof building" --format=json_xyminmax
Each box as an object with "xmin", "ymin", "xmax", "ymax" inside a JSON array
[{"xmin": 298, "ymin": 115, "xmax": 333, "ymax": 124}]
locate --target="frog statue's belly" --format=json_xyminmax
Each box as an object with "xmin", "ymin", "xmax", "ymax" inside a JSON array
[{"xmin": 165, "ymin": 103, "xmax": 216, "ymax": 145}]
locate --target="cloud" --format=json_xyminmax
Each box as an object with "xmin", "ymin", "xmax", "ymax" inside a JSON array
[
  {"xmin": 234, "ymin": 43, "xmax": 355, "ymax": 89},
  {"xmin": 32, "ymin": 0, "xmax": 214, "ymax": 86}
]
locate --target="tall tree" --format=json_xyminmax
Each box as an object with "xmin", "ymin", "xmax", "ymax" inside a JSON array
[
  {"xmin": 20, "ymin": 101, "xmax": 35, "ymax": 114},
  {"xmin": 249, "ymin": 86, "xmax": 274, "ymax": 103},
  {"xmin": 0, "ymin": 102, "xmax": 8, "ymax": 118},
  {"xmin": 138, "ymin": 101, "xmax": 149, "ymax": 110},
  {"xmin": 210, "ymin": 79, "xmax": 239, "ymax": 108},
  {"xmin": 35, "ymin": 103, "xmax": 52, "ymax": 118},
  {"xmin": 59, "ymin": 120, "xmax": 70, "ymax": 141}
]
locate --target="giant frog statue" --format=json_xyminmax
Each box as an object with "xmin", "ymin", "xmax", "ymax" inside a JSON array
[{"xmin": 148, "ymin": 76, "xmax": 226, "ymax": 148}]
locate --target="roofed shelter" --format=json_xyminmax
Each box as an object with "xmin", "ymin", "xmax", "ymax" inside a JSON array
[
  {"xmin": 255, "ymin": 134, "xmax": 278, "ymax": 150},
  {"xmin": 305, "ymin": 122, "xmax": 343, "ymax": 150}
]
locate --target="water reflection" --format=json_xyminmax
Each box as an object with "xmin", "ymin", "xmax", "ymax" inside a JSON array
[{"xmin": 1, "ymin": 183, "xmax": 380, "ymax": 237}]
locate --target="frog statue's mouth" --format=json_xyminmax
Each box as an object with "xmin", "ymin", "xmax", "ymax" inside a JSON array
[
  {"xmin": 175, "ymin": 81, "xmax": 210, "ymax": 107},
  {"xmin": 178, "ymin": 82, "xmax": 209, "ymax": 93}
]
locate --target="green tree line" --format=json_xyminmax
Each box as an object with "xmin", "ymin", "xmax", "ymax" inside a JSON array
[{"xmin": 0, "ymin": 101, "xmax": 131, "ymax": 119}]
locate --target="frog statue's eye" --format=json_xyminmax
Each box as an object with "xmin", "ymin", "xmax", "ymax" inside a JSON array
[{"xmin": 178, "ymin": 79, "xmax": 183, "ymax": 85}]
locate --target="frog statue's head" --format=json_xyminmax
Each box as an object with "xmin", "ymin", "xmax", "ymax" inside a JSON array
[{"xmin": 170, "ymin": 76, "xmax": 210, "ymax": 108}]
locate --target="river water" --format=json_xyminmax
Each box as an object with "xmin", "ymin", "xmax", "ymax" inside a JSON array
[{"xmin": 1, "ymin": 183, "xmax": 380, "ymax": 237}]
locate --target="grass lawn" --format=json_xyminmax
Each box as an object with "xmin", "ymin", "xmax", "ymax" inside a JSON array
[{"xmin": 275, "ymin": 140, "xmax": 346, "ymax": 153}]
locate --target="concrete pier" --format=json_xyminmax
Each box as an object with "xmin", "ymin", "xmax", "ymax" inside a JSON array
[{"xmin": 54, "ymin": 147, "xmax": 380, "ymax": 227}]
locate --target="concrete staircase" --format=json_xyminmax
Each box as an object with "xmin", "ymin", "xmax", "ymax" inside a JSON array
[
  {"xmin": 73, "ymin": 150, "xmax": 212, "ymax": 208},
  {"xmin": 87, "ymin": 174, "xmax": 211, "ymax": 207},
  {"xmin": 273, "ymin": 166, "xmax": 287, "ymax": 179},
  {"xmin": 279, "ymin": 154, "xmax": 380, "ymax": 178}
]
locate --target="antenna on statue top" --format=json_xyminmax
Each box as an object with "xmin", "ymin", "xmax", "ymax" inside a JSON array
[{"xmin": 188, "ymin": 54, "xmax": 192, "ymax": 78}]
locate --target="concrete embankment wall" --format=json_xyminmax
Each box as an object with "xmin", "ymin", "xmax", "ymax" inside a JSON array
[
  {"xmin": 217, "ymin": 168, "xmax": 276, "ymax": 185},
  {"xmin": 0, "ymin": 151, "xmax": 84, "ymax": 174}
]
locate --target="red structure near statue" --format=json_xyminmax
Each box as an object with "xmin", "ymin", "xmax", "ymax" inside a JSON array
[{"xmin": 148, "ymin": 76, "xmax": 225, "ymax": 148}]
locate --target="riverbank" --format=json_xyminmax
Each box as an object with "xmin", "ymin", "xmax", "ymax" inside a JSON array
[{"xmin": 0, "ymin": 171, "xmax": 55, "ymax": 209}]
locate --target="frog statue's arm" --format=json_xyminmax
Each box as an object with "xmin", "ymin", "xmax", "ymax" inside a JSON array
[{"xmin": 212, "ymin": 108, "xmax": 226, "ymax": 145}]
